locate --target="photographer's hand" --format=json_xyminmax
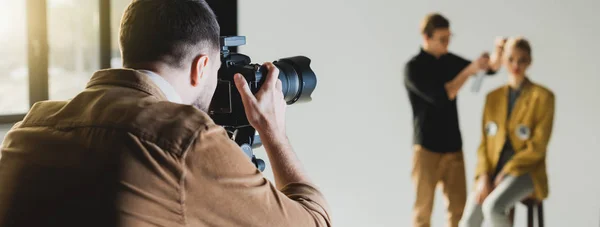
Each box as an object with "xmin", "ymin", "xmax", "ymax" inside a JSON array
[
  {"xmin": 234, "ymin": 62, "xmax": 311, "ymax": 189},
  {"xmin": 234, "ymin": 62, "xmax": 286, "ymax": 137}
]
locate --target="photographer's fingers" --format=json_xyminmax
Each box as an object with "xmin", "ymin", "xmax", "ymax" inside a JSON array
[
  {"xmin": 234, "ymin": 73, "xmax": 257, "ymax": 107},
  {"xmin": 262, "ymin": 62, "xmax": 280, "ymax": 89},
  {"xmin": 276, "ymin": 79, "xmax": 283, "ymax": 92}
]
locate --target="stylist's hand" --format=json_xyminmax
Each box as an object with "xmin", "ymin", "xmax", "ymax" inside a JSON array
[
  {"xmin": 476, "ymin": 52, "xmax": 490, "ymax": 70},
  {"xmin": 494, "ymin": 37, "xmax": 508, "ymax": 51},
  {"xmin": 234, "ymin": 62, "xmax": 286, "ymax": 138},
  {"xmin": 494, "ymin": 173, "xmax": 505, "ymax": 187},
  {"xmin": 466, "ymin": 53, "xmax": 490, "ymax": 75}
]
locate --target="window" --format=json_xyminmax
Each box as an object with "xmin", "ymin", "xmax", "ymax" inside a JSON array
[
  {"xmin": 0, "ymin": 0, "xmax": 235, "ymax": 124},
  {"xmin": 0, "ymin": 1, "xmax": 29, "ymax": 115},
  {"xmin": 47, "ymin": 0, "xmax": 100, "ymax": 101},
  {"xmin": 110, "ymin": 0, "xmax": 132, "ymax": 68},
  {"xmin": 0, "ymin": 0, "xmax": 130, "ymax": 123}
]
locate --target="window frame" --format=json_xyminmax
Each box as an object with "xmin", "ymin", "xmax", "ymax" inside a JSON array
[{"xmin": 0, "ymin": 0, "xmax": 111, "ymax": 124}]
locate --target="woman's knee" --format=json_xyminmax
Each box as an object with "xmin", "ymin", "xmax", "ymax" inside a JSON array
[{"xmin": 481, "ymin": 197, "xmax": 505, "ymax": 220}]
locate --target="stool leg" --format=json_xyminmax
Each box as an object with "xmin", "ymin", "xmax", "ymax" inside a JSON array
[
  {"xmin": 527, "ymin": 204, "xmax": 534, "ymax": 227},
  {"xmin": 509, "ymin": 207, "xmax": 515, "ymax": 226},
  {"xmin": 538, "ymin": 203, "xmax": 544, "ymax": 227}
]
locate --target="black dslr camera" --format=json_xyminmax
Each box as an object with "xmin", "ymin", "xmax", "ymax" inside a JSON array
[{"xmin": 208, "ymin": 36, "xmax": 317, "ymax": 171}]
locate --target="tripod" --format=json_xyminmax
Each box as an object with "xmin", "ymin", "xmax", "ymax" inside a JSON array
[{"xmin": 227, "ymin": 125, "xmax": 266, "ymax": 172}]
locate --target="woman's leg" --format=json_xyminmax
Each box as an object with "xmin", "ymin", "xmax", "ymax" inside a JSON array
[
  {"xmin": 481, "ymin": 174, "xmax": 534, "ymax": 227},
  {"xmin": 458, "ymin": 192, "xmax": 484, "ymax": 227}
]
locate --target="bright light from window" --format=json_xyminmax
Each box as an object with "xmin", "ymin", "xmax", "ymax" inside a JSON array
[
  {"xmin": 0, "ymin": 0, "xmax": 29, "ymax": 115},
  {"xmin": 48, "ymin": 0, "xmax": 74, "ymax": 8},
  {"xmin": 0, "ymin": 1, "xmax": 25, "ymax": 39}
]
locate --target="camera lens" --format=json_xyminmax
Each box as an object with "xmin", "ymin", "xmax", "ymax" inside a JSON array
[{"xmin": 271, "ymin": 56, "xmax": 317, "ymax": 105}]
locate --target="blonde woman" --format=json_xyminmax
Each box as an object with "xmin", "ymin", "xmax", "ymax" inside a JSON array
[{"xmin": 459, "ymin": 37, "xmax": 555, "ymax": 227}]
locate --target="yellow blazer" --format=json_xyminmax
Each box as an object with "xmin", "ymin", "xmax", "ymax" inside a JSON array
[{"xmin": 475, "ymin": 78, "xmax": 555, "ymax": 200}]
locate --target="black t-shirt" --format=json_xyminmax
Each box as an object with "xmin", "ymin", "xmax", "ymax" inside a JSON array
[{"xmin": 403, "ymin": 48, "xmax": 472, "ymax": 153}]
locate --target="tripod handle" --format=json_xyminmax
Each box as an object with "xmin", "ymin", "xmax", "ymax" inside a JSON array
[
  {"xmin": 240, "ymin": 143, "xmax": 266, "ymax": 172},
  {"xmin": 250, "ymin": 134, "xmax": 265, "ymax": 171},
  {"xmin": 253, "ymin": 157, "xmax": 266, "ymax": 172}
]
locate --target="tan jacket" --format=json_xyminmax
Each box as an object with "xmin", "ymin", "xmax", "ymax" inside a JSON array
[
  {"xmin": 475, "ymin": 78, "xmax": 555, "ymax": 200},
  {"xmin": 0, "ymin": 69, "xmax": 331, "ymax": 227}
]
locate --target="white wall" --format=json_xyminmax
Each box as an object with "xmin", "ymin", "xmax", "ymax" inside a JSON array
[{"xmin": 239, "ymin": 0, "xmax": 600, "ymax": 226}]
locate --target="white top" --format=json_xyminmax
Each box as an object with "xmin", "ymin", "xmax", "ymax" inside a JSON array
[{"xmin": 138, "ymin": 70, "xmax": 183, "ymax": 104}]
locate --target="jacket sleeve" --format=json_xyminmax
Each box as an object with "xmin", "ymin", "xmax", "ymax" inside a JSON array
[
  {"xmin": 475, "ymin": 96, "xmax": 493, "ymax": 179},
  {"xmin": 502, "ymin": 92, "xmax": 555, "ymax": 176},
  {"xmin": 183, "ymin": 124, "xmax": 332, "ymax": 227},
  {"xmin": 404, "ymin": 62, "xmax": 451, "ymax": 107}
]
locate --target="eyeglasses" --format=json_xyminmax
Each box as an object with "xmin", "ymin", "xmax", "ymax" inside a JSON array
[
  {"xmin": 429, "ymin": 33, "xmax": 454, "ymax": 44},
  {"xmin": 436, "ymin": 34, "xmax": 453, "ymax": 44}
]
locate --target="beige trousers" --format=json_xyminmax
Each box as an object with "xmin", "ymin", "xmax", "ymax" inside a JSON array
[{"xmin": 412, "ymin": 145, "xmax": 467, "ymax": 227}]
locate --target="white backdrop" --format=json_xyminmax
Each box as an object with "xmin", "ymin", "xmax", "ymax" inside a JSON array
[
  {"xmin": 239, "ymin": 0, "xmax": 600, "ymax": 226},
  {"xmin": 0, "ymin": 0, "xmax": 598, "ymax": 226}
]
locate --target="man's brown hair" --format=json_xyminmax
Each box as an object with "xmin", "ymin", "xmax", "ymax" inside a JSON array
[
  {"xmin": 420, "ymin": 13, "xmax": 449, "ymax": 38},
  {"xmin": 119, "ymin": 0, "xmax": 220, "ymax": 68}
]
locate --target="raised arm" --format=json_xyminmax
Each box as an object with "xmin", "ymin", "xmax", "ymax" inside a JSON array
[
  {"xmin": 182, "ymin": 62, "xmax": 332, "ymax": 226},
  {"xmin": 445, "ymin": 54, "xmax": 489, "ymax": 100},
  {"xmin": 184, "ymin": 124, "xmax": 331, "ymax": 227},
  {"xmin": 487, "ymin": 37, "xmax": 508, "ymax": 73}
]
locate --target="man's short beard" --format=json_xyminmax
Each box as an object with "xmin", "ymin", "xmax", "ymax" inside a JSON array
[{"xmin": 192, "ymin": 96, "xmax": 209, "ymax": 113}]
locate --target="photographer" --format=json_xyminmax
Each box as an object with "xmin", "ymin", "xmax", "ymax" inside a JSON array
[{"xmin": 0, "ymin": 1, "xmax": 331, "ymax": 227}]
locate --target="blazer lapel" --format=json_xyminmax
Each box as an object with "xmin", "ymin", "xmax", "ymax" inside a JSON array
[
  {"xmin": 497, "ymin": 86, "xmax": 509, "ymax": 129},
  {"xmin": 509, "ymin": 79, "xmax": 533, "ymax": 126}
]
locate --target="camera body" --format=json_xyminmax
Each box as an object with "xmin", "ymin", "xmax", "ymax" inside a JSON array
[
  {"xmin": 208, "ymin": 36, "xmax": 264, "ymax": 128},
  {"xmin": 208, "ymin": 36, "xmax": 317, "ymax": 171},
  {"xmin": 209, "ymin": 36, "xmax": 316, "ymax": 128}
]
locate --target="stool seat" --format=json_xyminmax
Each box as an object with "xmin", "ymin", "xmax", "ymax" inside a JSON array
[
  {"xmin": 509, "ymin": 199, "xmax": 544, "ymax": 227},
  {"xmin": 520, "ymin": 198, "xmax": 541, "ymax": 206}
]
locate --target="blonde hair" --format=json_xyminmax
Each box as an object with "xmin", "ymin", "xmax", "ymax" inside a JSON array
[{"xmin": 505, "ymin": 36, "xmax": 532, "ymax": 61}]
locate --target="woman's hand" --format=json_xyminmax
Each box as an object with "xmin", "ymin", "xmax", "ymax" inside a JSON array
[
  {"xmin": 494, "ymin": 172, "xmax": 506, "ymax": 187},
  {"xmin": 476, "ymin": 175, "xmax": 494, "ymax": 204}
]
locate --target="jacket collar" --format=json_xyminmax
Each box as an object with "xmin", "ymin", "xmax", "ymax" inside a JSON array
[
  {"xmin": 86, "ymin": 69, "xmax": 169, "ymax": 101},
  {"xmin": 137, "ymin": 70, "xmax": 183, "ymax": 104},
  {"xmin": 418, "ymin": 47, "xmax": 448, "ymax": 60},
  {"xmin": 503, "ymin": 77, "xmax": 533, "ymax": 95},
  {"xmin": 503, "ymin": 77, "xmax": 534, "ymax": 125}
]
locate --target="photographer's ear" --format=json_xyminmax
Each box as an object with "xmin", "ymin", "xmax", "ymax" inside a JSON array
[{"xmin": 191, "ymin": 55, "xmax": 209, "ymax": 87}]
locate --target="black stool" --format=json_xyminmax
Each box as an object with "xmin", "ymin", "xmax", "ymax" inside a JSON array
[{"xmin": 509, "ymin": 198, "xmax": 544, "ymax": 227}]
